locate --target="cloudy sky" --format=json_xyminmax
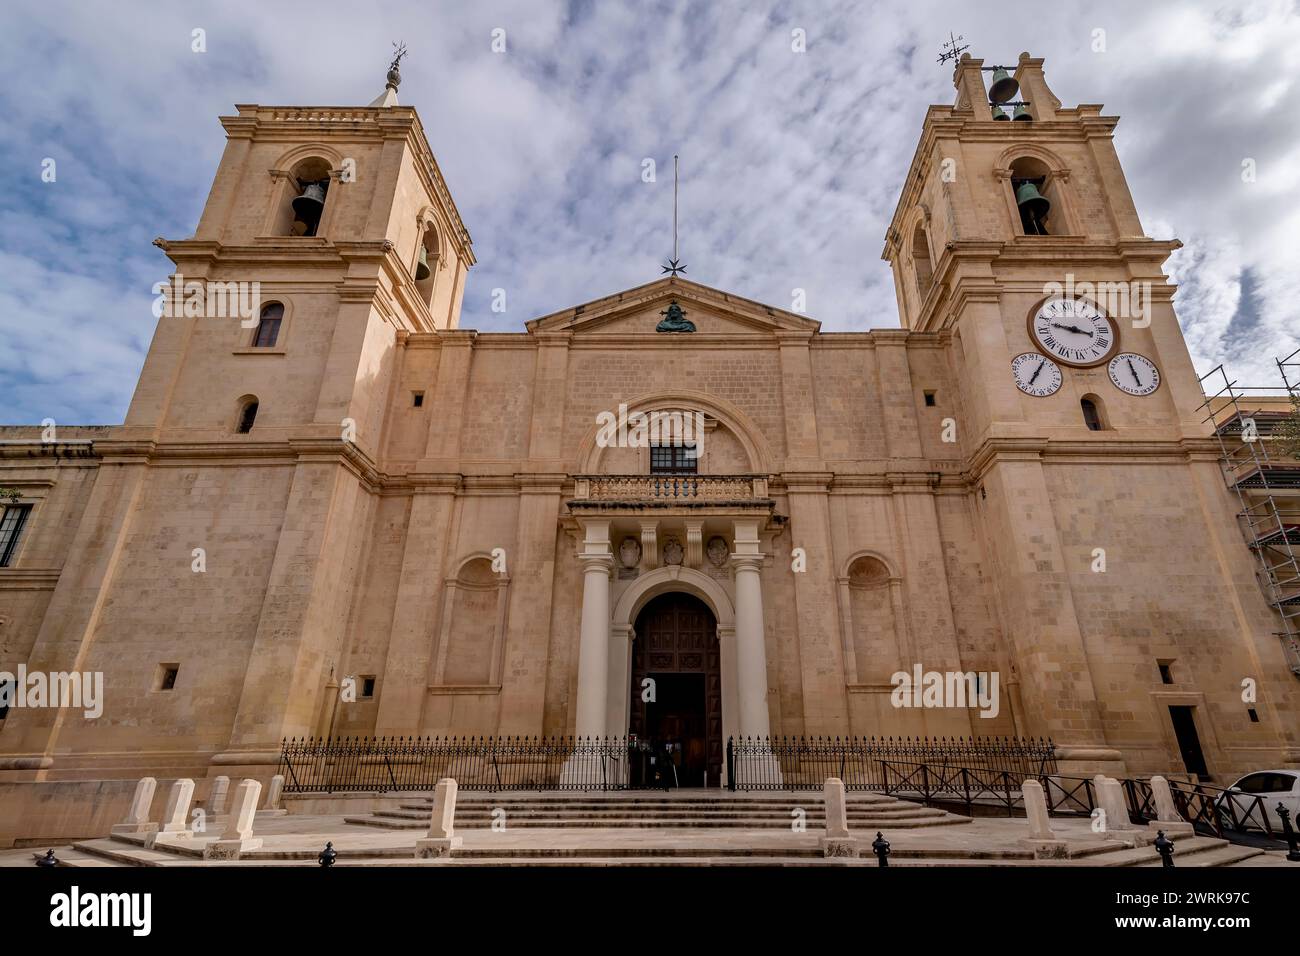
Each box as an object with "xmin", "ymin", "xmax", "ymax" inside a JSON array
[{"xmin": 1, "ymin": 0, "xmax": 1297, "ymax": 423}]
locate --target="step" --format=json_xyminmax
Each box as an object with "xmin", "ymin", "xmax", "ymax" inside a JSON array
[{"xmin": 343, "ymin": 814, "xmax": 967, "ymax": 831}]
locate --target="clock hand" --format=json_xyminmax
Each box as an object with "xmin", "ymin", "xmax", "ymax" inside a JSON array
[
  {"xmin": 1051, "ymin": 322, "xmax": 1093, "ymax": 337},
  {"xmin": 1127, "ymin": 357, "xmax": 1140, "ymax": 384},
  {"xmin": 1028, "ymin": 359, "xmax": 1044, "ymax": 385}
]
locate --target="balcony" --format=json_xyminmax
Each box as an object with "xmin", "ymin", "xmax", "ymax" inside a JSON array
[{"xmin": 568, "ymin": 474, "xmax": 773, "ymax": 513}]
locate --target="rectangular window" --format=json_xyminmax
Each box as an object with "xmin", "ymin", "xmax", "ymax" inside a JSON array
[
  {"xmin": 361, "ymin": 676, "xmax": 376, "ymax": 699},
  {"xmin": 412, "ymin": 391, "xmax": 424, "ymax": 408},
  {"xmin": 1158, "ymin": 661, "xmax": 1174, "ymax": 685},
  {"xmin": 923, "ymin": 390, "xmax": 937, "ymax": 407},
  {"xmin": 155, "ymin": 663, "xmax": 179, "ymax": 692},
  {"xmin": 650, "ymin": 443, "xmax": 698, "ymax": 475},
  {"xmin": 0, "ymin": 504, "xmax": 32, "ymax": 567}
]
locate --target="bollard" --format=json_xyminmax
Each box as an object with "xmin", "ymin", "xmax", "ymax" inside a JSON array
[
  {"xmin": 871, "ymin": 831, "xmax": 890, "ymax": 867},
  {"xmin": 1277, "ymin": 804, "xmax": 1300, "ymax": 863},
  {"xmin": 34, "ymin": 849, "xmax": 58, "ymax": 868},
  {"xmin": 319, "ymin": 841, "xmax": 337, "ymax": 867},
  {"xmin": 1153, "ymin": 829, "xmax": 1175, "ymax": 868}
]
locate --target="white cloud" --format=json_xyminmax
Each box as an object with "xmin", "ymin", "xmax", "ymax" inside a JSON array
[{"xmin": 1, "ymin": 0, "xmax": 1298, "ymax": 422}]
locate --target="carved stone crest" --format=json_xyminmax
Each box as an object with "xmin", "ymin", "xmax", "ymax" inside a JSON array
[
  {"xmin": 662, "ymin": 537, "xmax": 684, "ymax": 566},
  {"xmin": 619, "ymin": 536, "xmax": 642, "ymax": 569},
  {"xmin": 706, "ymin": 535, "xmax": 729, "ymax": 568}
]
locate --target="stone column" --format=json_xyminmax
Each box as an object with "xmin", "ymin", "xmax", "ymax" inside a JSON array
[
  {"xmin": 204, "ymin": 778, "xmax": 263, "ymax": 859},
  {"xmin": 111, "ymin": 777, "xmax": 158, "ymax": 838},
  {"xmin": 573, "ymin": 520, "xmax": 614, "ymax": 738},
  {"xmin": 732, "ymin": 554, "xmax": 771, "ymax": 739},
  {"xmin": 415, "ymin": 777, "xmax": 463, "ymax": 858}
]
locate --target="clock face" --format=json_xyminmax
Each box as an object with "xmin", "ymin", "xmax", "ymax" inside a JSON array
[
  {"xmin": 1028, "ymin": 297, "xmax": 1118, "ymax": 367},
  {"xmin": 1108, "ymin": 352, "xmax": 1160, "ymax": 396},
  {"xmin": 1011, "ymin": 352, "xmax": 1063, "ymax": 397}
]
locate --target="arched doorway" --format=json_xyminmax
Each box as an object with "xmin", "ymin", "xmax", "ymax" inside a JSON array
[{"xmin": 629, "ymin": 592, "xmax": 722, "ymax": 787}]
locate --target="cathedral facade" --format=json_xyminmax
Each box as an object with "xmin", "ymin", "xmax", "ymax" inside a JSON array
[{"xmin": 1, "ymin": 54, "xmax": 1297, "ymax": 840}]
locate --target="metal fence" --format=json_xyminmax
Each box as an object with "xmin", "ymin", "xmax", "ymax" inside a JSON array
[
  {"xmin": 727, "ymin": 735, "xmax": 1057, "ymax": 791},
  {"xmin": 278, "ymin": 736, "xmax": 629, "ymax": 793}
]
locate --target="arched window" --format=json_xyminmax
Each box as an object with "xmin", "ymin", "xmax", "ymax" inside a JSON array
[
  {"xmin": 414, "ymin": 223, "xmax": 439, "ymax": 306},
  {"xmin": 283, "ymin": 158, "xmax": 332, "ymax": 237},
  {"xmin": 236, "ymin": 397, "xmax": 259, "ymax": 434},
  {"xmin": 252, "ymin": 303, "xmax": 283, "ymax": 348},
  {"xmin": 1009, "ymin": 156, "xmax": 1056, "ymax": 236},
  {"xmin": 1081, "ymin": 395, "xmax": 1106, "ymax": 431},
  {"xmin": 911, "ymin": 222, "xmax": 934, "ymax": 298}
]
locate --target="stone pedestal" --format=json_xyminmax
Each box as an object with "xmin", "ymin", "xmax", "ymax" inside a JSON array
[
  {"xmin": 257, "ymin": 773, "xmax": 289, "ymax": 819},
  {"xmin": 416, "ymin": 778, "xmax": 464, "ymax": 858},
  {"xmin": 207, "ymin": 775, "xmax": 230, "ymax": 815},
  {"xmin": 148, "ymin": 778, "xmax": 196, "ymax": 847},
  {"xmin": 1018, "ymin": 778, "xmax": 1067, "ymax": 859},
  {"xmin": 819, "ymin": 777, "xmax": 858, "ymax": 858},
  {"xmin": 204, "ymin": 778, "xmax": 263, "ymax": 859},
  {"xmin": 1140, "ymin": 775, "xmax": 1195, "ymax": 840},
  {"xmin": 111, "ymin": 777, "xmax": 159, "ymax": 839},
  {"xmin": 1095, "ymin": 776, "xmax": 1138, "ymax": 844}
]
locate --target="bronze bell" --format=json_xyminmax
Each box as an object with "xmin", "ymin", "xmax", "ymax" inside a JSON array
[
  {"xmin": 291, "ymin": 180, "xmax": 327, "ymax": 227},
  {"xmin": 1015, "ymin": 181, "xmax": 1051, "ymax": 221},
  {"xmin": 1012, "ymin": 103, "xmax": 1032, "ymax": 122},
  {"xmin": 415, "ymin": 244, "xmax": 431, "ymax": 281},
  {"xmin": 987, "ymin": 67, "xmax": 1019, "ymax": 104},
  {"xmin": 991, "ymin": 105, "xmax": 1009, "ymax": 121}
]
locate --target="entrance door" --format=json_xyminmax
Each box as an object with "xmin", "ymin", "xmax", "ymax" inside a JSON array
[
  {"xmin": 1168, "ymin": 706, "xmax": 1209, "ymax": 779},
  {"xmin": 629, "ymin": 593, "xmax": 721, "ymax": 787}
]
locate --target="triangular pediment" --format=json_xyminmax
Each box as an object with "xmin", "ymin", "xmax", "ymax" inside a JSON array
[{"xmin": 524, "ymin": 277, "xmax": 821, "ymax": 336}]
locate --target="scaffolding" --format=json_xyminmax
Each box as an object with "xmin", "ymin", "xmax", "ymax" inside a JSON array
[{"xmin": 1199, "ymin": 347, "xmax": 1300, "ymax": 676}]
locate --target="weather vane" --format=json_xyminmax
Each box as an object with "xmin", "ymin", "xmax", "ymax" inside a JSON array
[
  {"xmin": 390, "ymin": 41, "xmax": 408, "ymax": 72},
  {"xmin": 937, "ymin": 31, "xmax": 969, "ymax": 67},
  {"xmin": 661, "ymin": 154, "xmax": 686, "ymax": 277}
]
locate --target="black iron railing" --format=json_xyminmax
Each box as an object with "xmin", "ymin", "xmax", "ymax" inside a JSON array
[
  {"xmin": 877, "ymin": 763, "xmax": 1287, "ymax": 846},
  {"xmin": 278, "ymin": 735, "xmax": 629, "ymax": 793},
  {"xmin": 726, "ymin": 735, "xmax": 1057, "ymax": 791}
]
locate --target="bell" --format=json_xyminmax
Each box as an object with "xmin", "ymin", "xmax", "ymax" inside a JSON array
[
  {"xmin": 1015, "ymin": 181, "xmax": 1051, "ymax": 222},
  {"xmin": 988, "ymin": 67, "xmax": 1019, "ymax": 104},
  {"xmin": 1012, "ymin": 104, "xmax": 1033, "ymax": 122},
  {"xmin": 415, "ymin": 244, "xmax": 431, "ymax": 281},
  {"xmin": 991, "ymin": 105, "xmax": 1009, "ymax": 121},
  {"xmin": 291, "ymin": 180, "xmax": 327, "ymax": 226}
]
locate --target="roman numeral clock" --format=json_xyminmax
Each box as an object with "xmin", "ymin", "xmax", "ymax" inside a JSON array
[
  {"xmin": 1013, "ymin": 295, "xmax": 1161, "ymax": 399},
  {"xmin": 1029, "ymin": 296, "xmax": 1117, "ymax": 366}
]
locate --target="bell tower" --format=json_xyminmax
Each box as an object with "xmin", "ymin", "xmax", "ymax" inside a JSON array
[
  {"xmin": 113, "ymin": 64, "xmax": 477, "ymax": 768},
  {"xmin": 122, "ymin": 61, "xmax": 474, "ymax": 463},
  {"xmin": 880, "ymin": 52, "xmax": 1279, "ymax": 775}
]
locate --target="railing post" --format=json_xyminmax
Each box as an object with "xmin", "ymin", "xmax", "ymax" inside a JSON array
[{"xmin": 726, "ymin": 737, "xmax": 735, "ymax": 792}]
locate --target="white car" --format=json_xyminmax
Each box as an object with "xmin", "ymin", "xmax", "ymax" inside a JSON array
[{"xmin": 1213, "ymin": 770, "xmax": 1300, "ymax": 833}]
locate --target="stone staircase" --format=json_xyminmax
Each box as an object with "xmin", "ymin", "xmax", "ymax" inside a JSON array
[{"xmin": 343, "ymin": 789, "xmax": 968, "ymax": 831}]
